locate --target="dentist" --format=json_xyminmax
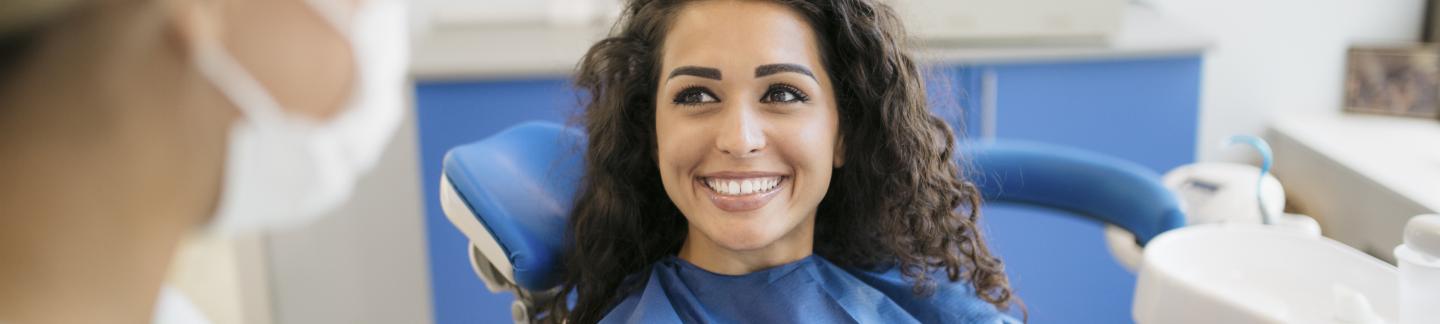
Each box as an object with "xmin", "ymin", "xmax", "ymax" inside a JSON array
[{"xmin": 0, "ymin": 0, "xmax": 407, "ymax": 322}]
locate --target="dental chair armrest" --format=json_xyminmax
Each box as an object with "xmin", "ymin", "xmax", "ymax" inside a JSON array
[{"xmin": 962, "ymin": 140, "xmax": 1186, "ymax": 245}]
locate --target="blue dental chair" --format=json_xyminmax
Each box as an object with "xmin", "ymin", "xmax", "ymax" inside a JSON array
[{"xmin": 439, "ymin": 121, "xmax": 1186, "ymax": 323}]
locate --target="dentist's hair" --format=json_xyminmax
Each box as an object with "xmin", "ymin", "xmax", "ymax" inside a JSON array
[
  {"xmin": 0, "ymin": 0, "xmax": 83, "ymax": 83},
  {"xmin": 555, "ymin": 0, "xmax": 1015, "ymax": 322}
]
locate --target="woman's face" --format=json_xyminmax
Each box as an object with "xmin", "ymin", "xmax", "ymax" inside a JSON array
[{"xmin": 655, "ymin": 1, "xmax": 841, "ymax": 263}]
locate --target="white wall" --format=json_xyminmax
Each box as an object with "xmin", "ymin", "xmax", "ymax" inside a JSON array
[
  {"xmin": 408, "ymin": 0, "xmax": 620, "ymax": 36},
  {"xmin": 1140, "ymin": 0, "xmax": 1427, "ymax": 162}
]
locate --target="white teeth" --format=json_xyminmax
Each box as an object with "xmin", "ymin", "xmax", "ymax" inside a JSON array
[{"xmin": 704, "ymin": 176, "xmax": 782, "ymax": 196}]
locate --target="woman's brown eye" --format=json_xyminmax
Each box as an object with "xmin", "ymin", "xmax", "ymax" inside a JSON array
[
  {"xmin": 674, "ymin": 87, "xmax": 719, "ymax": 106},
  {"xmin": 761, "ymin": 84, "xmax": 810, "ymax": 104}
]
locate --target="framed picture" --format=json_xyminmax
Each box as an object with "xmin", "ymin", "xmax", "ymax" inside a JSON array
[{"xmin": 1343, "ymin": 44, "xmax": 1440, "ymax": 118}]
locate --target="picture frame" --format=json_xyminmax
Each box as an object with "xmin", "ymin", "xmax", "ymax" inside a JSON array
[{"xmin": 1342, "ymin": 44, "xmax": 1440, "ymax": 119}]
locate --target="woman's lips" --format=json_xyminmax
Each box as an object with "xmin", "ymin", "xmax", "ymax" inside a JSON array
[{"xmin": 695, "ymin": 175, "xmax": 786, "ymax": 212}]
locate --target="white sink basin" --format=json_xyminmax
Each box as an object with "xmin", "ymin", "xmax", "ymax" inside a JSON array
[{"xmin": 1134, "ymin": 224, "xmax": 1399, "ymax": 324}]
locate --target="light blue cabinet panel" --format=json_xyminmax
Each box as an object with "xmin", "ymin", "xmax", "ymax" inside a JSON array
[{"xmin": 982, "ymin": 202, "xmax": 1141, "ymax": 324}]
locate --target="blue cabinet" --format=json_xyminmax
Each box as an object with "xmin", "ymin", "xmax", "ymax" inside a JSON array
[
  {"xmin": 987, "ymin": 56, "xmax": 1201, "ymax": 171},
  {"xmin": 414, "ymin": 55, "xmax": 1201, "ymax": 324}
]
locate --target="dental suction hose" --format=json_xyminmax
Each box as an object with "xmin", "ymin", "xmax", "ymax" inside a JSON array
[{"xmin": 1226, "ymin": 135, "xmax": 1275, "ymax": 225}]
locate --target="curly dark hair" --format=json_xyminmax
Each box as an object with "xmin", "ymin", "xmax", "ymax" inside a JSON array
[{"xmin": 550, "ymin": 0, "xmax": 1015, "ymax": 322}]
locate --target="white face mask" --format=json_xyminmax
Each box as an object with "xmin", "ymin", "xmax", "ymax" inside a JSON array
[{"xmin": 193, "ymin": 0, "xmax": 408, "ymax": 233}]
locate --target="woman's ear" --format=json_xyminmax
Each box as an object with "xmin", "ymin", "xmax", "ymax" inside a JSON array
[{"xmin": 833, "ymin": 135, "xmax": 845, "ymax": 168}]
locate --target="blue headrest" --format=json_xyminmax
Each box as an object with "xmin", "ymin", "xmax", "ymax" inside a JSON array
[
  {"xmin": 442, "ymin": 122, "xmax": 585, "ymax": 290},
  {"xmin": 962, "ymin": 140, "xmax": 1186, "ymax": 245}
]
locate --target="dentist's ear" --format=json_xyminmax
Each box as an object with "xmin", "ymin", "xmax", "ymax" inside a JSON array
[
  {"xmin": 165, "ymin": 0, "xmax": 223, "ymax": 60},
  {"xmin": 833, "ymin": 135, "xmax": 845, "ymax": 168}
]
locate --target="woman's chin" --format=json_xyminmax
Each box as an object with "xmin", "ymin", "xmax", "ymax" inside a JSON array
[{"xmin": 697, "ymin": 220, "xmax": 793, "ymax": 252}]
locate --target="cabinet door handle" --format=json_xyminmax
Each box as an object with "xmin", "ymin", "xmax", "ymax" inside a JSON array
[{"xmin": 980, "ymin": 68, "xmax": 998, "ymax": 141}]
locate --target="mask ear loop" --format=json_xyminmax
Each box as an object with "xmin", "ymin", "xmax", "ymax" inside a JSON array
[
  {"xmin": 1225, "ymin": 135, "xmax": 1275, "ymax": 225},
  {"xmin": 172, "ymin": 0, "xmax": 292, "ymax": 125},
  {"xmin": 193, "ymin": 39, "xmax": 292, "ymax": 123}
]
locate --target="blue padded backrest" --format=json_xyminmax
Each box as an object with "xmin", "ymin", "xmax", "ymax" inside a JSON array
[
  {"xmin": 962, "ymin": 140, "xmax": 1186, "ymax": 245},
  {"xmin": 442, "ymin": 121, "xmax": 585, "ymax": 290}
]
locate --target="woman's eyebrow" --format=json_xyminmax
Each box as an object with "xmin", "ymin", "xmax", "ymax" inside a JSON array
[
  {"xmin": 668, "ymin": 66, "xmax": 722, "ymax": 81},
  {"xmin": 755, "ymin": 63, "xmax": 816, "ymax": 81}
]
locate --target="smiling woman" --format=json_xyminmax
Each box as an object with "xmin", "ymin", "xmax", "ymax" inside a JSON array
[{"xmin": 551, "ymin": 0, "xmax": 1019, "ymax": 323}]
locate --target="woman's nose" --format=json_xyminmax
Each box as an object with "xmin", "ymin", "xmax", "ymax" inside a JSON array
[{"xmin": 715, "ymin": 105, "xmax": 766, "ymax": 158}]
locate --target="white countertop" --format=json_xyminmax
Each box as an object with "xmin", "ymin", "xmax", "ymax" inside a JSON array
[
  {"xmin": 1271, "ymin": 113, "xmax": 1440, "ymax": 214},
  {"xmin": 409, "ymin": 5, "xmax": 1212, "ymax": 81}
]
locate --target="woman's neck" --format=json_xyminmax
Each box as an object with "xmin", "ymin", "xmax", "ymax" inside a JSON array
[{"xmin": 676, "ymin": 216, "xmax": 817, "ymax": 275}]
